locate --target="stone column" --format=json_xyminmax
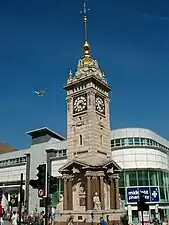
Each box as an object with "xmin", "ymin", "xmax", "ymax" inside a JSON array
[
  {"xmin": 63, "ymin": 177, "xmax": 68, "ymax": 210},
  {"xmin": 92, "ymin": 176, "xmax": 96, "ymax": 196},
  {"xmin": 99, "ymin": 174, "xmax": 105, "ymax": 210},
  {"xmin": 110, "ymin": 176, "xmax": 115, "ymax": 209},
  {"xmin": 67, "ymin": 178, "xmax": 73, "ymax": 210},
  {"xmin": 86, "ymin": 175, "xmax": 92, "ymax": 210},
  {"xmin": 114, "ymin": 174, "xmax": 120, "ymax": 209}
]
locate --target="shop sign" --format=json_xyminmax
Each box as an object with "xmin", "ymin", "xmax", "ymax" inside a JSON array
[{"xmin": 126, "ymin": 186, "xmax": 160, "ymax": 203}]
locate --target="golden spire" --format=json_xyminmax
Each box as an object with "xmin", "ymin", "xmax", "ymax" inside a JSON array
[{"xmin": 82, "ymin": 0, "xmax": 90, "ymax": 57}]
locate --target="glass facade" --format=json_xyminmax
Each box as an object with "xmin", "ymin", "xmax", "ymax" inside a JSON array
[
  {"xmin": 119, "ymin": 170, "xmax": 169, "ymax": 203},
  {"xmin": 51, "ymin": 178, "xmax": 64, "ymax": 206},
  {"xmin": 111, "ymin": 137, "xmax": 169, "ymax": 151}
]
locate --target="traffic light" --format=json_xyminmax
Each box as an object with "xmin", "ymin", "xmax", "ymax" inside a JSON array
[
  {"xmin": 29, "ymin": 164, "xmax": 47, "ymax": 198},
  {"xmin": 40, "ymin": 197, "xmax": 52, "ymax": 207},
  {"xmin": 29, "ymin": 179, "xmax": 39, "ymax": 189},
  {"xmin": 37, "ymin": 164, "xmax": 47, "ymax": 198},
  {"xmin": 137, "ymin": 192, "xmax": 149, "ymax": 211},
  {"xmin": 49, "ymin": 176, "xmax": 58, "ymax": 194}
]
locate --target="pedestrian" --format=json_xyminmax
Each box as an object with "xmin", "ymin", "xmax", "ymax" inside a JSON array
[
  {"xmin": 99, "ymin": 217, "xmax": 107, "ymax": 225},
  {"xmin": 68, "ymin": 215, "xmax": 74, "ymax": 225},
  {"xmin": 11, "ymin": 211, "xmax": 18, "ymax": 225}
]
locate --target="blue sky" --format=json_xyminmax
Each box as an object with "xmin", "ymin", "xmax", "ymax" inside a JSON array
[{"xmin": 0, "ymin": 0, "xmax": 169, "ymax": 149}]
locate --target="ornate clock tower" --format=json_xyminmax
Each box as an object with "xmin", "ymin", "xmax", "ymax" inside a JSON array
[
  {"xmin": 57, "ymin": 2, "xmax": 125, "ymax": 222},
  {"xmin": 64, "ymin": 41, "xmax": 112, "ymax": 164}
]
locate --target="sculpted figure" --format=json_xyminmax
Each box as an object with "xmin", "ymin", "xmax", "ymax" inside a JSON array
[{"xmin": 93, "ymin": 192, "xmax": 101, "ymax": 210}]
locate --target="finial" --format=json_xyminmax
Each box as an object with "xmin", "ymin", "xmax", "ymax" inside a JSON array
[
  {"xmin": 82, "ymin": 0, "xmax": 90, "ymax": 57},
  {"xmin": 68, "ymin": 70, "xmax": 72, "ymax": 77},
  {"xmin": 67, "ymin": 70, "xmax": 73, "ymax": 84}
]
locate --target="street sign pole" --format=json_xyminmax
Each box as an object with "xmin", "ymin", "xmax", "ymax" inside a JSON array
[
  {"xmin": 18, "ymin": 173, "xmax": 23, "ymax": 225},
  {"xmin": 141, "ymin": 210, "xmax": 144, "ymax": 225},
  {"xmin": 44, "ymin": 171, "xmax": 48, "ymax": 225}
]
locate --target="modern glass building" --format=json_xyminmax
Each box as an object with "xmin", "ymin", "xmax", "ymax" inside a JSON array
[{"xmin": 111, "ymin": 128, "xmax": 169, "ymax": 224}]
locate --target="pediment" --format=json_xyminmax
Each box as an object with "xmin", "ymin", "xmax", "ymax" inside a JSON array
[
  {"xmin": 58, "ymin": 158, "xmax": 121, "ymax": 174},
  {"xmin": 58, "ymin": 159, "xmax": 89, "ymax": 173},
  {"xmin": 100, "ymin": 159, "xmax": 122, "ymax": 172}
]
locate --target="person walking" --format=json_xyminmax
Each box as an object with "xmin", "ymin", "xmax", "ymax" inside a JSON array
[{"xmin": 11, "ymin": 211, "xmax": 18, "ymax": 225}]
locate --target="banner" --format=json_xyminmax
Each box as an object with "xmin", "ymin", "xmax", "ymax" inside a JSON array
[{"xmin": 126, "ymin": 186, "xmax": 160, "ymax": 203}]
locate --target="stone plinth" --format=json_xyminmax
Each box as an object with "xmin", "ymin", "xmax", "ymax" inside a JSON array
[{"xmin": 55, "ymin": 209, "xmax": 126, "ymax": 224}]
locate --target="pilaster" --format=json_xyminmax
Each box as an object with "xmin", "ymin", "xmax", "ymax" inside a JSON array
[
  {"xmin": 99, "ymin": 172, "xmax": 105, "ymax": 210},
  {"xmin": 63, "ymin": 177, "xmax": 68, "ymax": 210},
  {"xmin": 67, "ymin": 177, "xmax": 73, "ymax": 210},
  {"xmin": 110, "ymin": 175, "xmax": 115, "ymax": 209},
  {"xmin": 85, "ymin": 171, "xmax": 92, "ymax": 210},
  {"xmin": 114, "ymin": 174, "xmax": 120, "ymax": 209}
]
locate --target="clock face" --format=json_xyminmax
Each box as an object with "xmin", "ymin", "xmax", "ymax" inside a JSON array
[
  {"xmin": 73, "ymin": 95, "xmax": 87, "ymax": 113},
  {"xmin": 95, "ymin": 96, "xmax": 105, "ymax": 114}
]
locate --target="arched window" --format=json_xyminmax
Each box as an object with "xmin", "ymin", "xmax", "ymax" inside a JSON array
[
  {"xmin": 100, "ymin": 135, "xmax": 103, "ymax": 146},
  {"xmin": 79, "ymin": 135, "xmax": 83, "ymax": 145}
]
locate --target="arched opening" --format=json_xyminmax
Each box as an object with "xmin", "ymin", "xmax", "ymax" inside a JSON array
[
  {"xmin": 100, "ymin": 135, "xmax": 103, "ymax": 146},
  {"xmin": 79, "ymin": 135, "xmax": 83, "ymax": 145}
]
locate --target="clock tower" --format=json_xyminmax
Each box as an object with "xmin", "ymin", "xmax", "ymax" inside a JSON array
[
  {"xmin": 64, "ymin": 42, "xmax": 112, "ymax": 164},
  {"xmin": 64, "ymin": 0, "xmax": 112, "ymax": 165},
  {"xmin": 57, "ymin": 1, "xmax": 125, "ymax": 221}
]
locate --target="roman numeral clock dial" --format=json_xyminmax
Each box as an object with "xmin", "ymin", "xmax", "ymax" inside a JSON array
[
  {"xmin": 95, "ymin": 95, "xmax": 105, "ymax": 114},
  {"xmin": 73, "ymin": 95, "xmax": 87, "ymax": 114}
]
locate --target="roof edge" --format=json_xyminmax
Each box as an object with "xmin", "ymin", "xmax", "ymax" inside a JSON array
[{"xmin": 26, "ymin": 127, "xmax": 66, "ymax": 141}]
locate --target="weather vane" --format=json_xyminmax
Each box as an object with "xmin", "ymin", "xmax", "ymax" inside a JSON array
[{"xmin": 80, "ymin": 0, "xmax": 91, "ymax": 42}]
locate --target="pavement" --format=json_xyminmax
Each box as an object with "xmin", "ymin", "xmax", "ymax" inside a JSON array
[{"xmin": 3, "ymin": 221, "xmax": 11, "ymax": 225}]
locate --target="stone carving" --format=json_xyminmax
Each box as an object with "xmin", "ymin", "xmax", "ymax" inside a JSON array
[
  {"xmin": 79, "ymin": 185, "xmax": 85, "ymax": 194},
  {"xmin": 99, "ymin": 121, "xmax": 104, "ymax": 129},
  {"xmin": 76, "ymin": 117, "xmax": 84, "ymax": 127},
  {"xmin": 72, "ymin": 167, "xmax": 80, "ymax": 174},
  {"xmin": 119, "ymin": 194, "xmax": 125, "ymax": 209},
  {"xmin": 74, "ymin": 56, "xmax": 106, "ymax": 81},
  {"xmin": 93, "ymin": 192, "xmax": 101, "ymax": 210},
  {"xmin": 67, "ymin": 70, "xmax": 73, "ymax": 84},
  {"xmin": 56, "ymin": 194, "xmax": 63, "ymax": 212},
  {"xmin": 59, "ymin": 194, "xmax": 63, "ymax": 202},
  {"xmin": 107, "ymin": 168, "xmax": 113, "ymax": 174}
]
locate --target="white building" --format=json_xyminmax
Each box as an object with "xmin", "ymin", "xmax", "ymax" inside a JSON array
[
  {"xmin": 0, "ymin": 126, "xmax": 169, "ymax": 223},
  {"xmin": 111, "ymin": 128, "xmax": 169, "ymax": 223}
]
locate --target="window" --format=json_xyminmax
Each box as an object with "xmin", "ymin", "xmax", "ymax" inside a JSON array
[
  {"xmin": 149, "ymin": 171, "xmax": 158, "ymax": 186},
  {"xmin": 111, "ymin": 140, "xmax": 115, "ymax": 147},
  {"xmin": 158, "ymin": 171, "xmax": 163, "ymax": 186},
  {"xmin": 160, "ymin": 187, "xmax": 165, "ymax": 201},
  {"xmin": 147, "ymin": 139, "xmax": 151, "ymax": 145},
  {"xmin": 128, "ymin": 138, "xmax": 133, "ymax": 145},
  {"xmin": 140, "ymin": 138, "xmax": 146, "ymax": 145},
  {"xmin": 134, "ymin": 138, "xmax": 140, "ymax": 145},
  {"xmin": 59, "ymin": 150, "xmax": 62, "ymax": 157},
  {"xmin": 138, "ymin": 171, "xmax": 149, "ymax": 186},
  {"xmin": 119, "ymin": 172, "xmax": 125, "ymax": 187},
  {"xmin": 121, "ymin": 139, "xmax": 125, "ymax": 146},
  {"xmin": 63, "ymin": 149, "xmax": 67, "ymax": 156},
  {"xmin": 79, "ymin": 135, "xmax": 83, "ymax": 145},
  {"xmin": 119, "ymin": 188, "xmax": 125, "ymax": 201},
  {"xmin": 115, "ymin": 139, "xmax": 120, "ymax": 146},
  {"xmin": 125, "ymin": 171, "xmax": 137, "ymax": 186},
  {"xmin": 100, "ymin": 135, "xmax": 103, "ymax": 146}
]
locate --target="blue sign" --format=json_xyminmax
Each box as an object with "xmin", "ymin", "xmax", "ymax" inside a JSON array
[{"xmin": 126, "ymin": 186, "xmax": 160, "ymax": 203}]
